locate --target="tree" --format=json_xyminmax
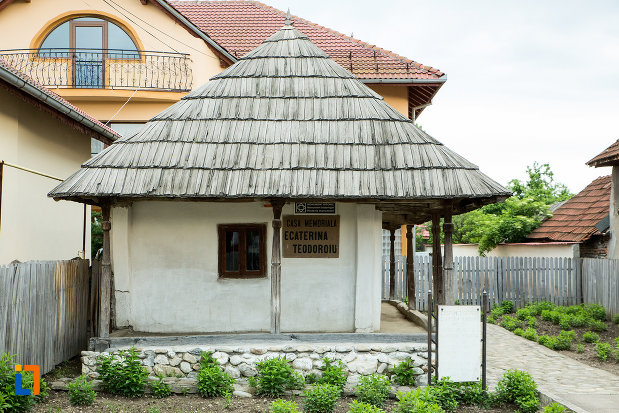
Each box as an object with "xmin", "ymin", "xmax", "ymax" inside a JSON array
[{"xmin": 432, "ymin": 163, "xmax": 572, "ymax": 255}]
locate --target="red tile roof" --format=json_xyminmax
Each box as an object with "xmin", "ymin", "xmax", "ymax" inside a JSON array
[
  {"xmin": 528, "ymin": 175, "xmax": 611, "ymax": 243},
  {"xmin": 0, "ymin": 58, "xmax": 120, "ymax": 142},
  {"xmin": 587, "ymin": 139, "xmax": 619, "ymax": 167},
  {"xmin": 169, "ymin": 1, "xmax": 445, "ymax": 81}
]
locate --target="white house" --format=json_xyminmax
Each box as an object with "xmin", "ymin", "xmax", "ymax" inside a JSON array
[{"xmin": 49, "ymin": 20, "xmax": 509, "ymax": 336}]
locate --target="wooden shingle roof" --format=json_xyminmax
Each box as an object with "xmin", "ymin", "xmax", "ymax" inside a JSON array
[
  {"xmin": 528, "ymin": 175, "xmax": 611, "ymax": 243},
  {"xmin": 49, "ymin": 23, "xmax": 509, "ymax": 220}
]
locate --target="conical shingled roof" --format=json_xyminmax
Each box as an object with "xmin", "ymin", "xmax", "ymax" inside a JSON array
[{"xmin": 49, "ymin": 23, "xmax": 509, "ymax": 208}]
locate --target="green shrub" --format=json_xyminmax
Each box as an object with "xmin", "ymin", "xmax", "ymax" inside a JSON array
[
  {"xmin": 250, "ymin": 357, "xmax": 303, "ymax": 397},
  {"xmin": 318, "ymin": 358, "xmax": 347, "ymax": 390},
  {"xmin": 613, "ymin": 314, "xmax": 619, "ymax": 324},
  {"xmin": 568, "ymin": 315, "xmax": 587, "ymax": 328},
  {"xmin": 96, "ymin": 347, "xmax": 148, "ymax": 397},
  {"xmin": 595, "ymin": 342, "xmax": 612, "ymax": 361},
  {"xmin": 516, "ymin": 308, "xmax": 531, "ymax": 320},
  {"xmin": 150, "ymin": 376, "xmax": 172, "ymax": 398},
  {"xmin": 558, "ymin": 315, "xmax": 571, "ymax": 330},
  {"xmin": 305, "ymin": 373, "xmax": 319, "ymax": 384},
  {"xmin": 355, "ymin": 374, "xmax": 391, "ymax": 408},
  {"xmin": 513, "ymin": 328, "xmax": 524, "ymax": 336},
  {"xmin": 525, "ymin": 316, "xmax": 537, "ymax": 328},
  {"xmin": 68, "ymin": 376, "xmax": 95, "ymax": 406},
  {"xmin": 430, "ymin": 377, "xmax": 460, "ymax": 412},
  {"xmin": 389, "ymin": 359, "xmax": 417, "ymax": 387},
  {"xmin": 576, "ymin": 344, "xmax": 584, "ymax": 353},
  {"xmin": 487, "ymin": 316, "xmax": 496, "ymax": 324},
  {"xmin": 549, "ymin": 311, "xmax": 562, "ymax": 324},
  {"xmin": 500, "ymin": 316, "xmax": 522, "ymax": 331},
  {"xmin": 523, "ymin": 327, "xmax": 538, "ymax": 342},
  {"xmin": 495, "ymin": 369, "xmax": 539, "ymax": 413},
  {"xmin": 0, "ymin": 352, "xmax": 35, "ymax": 412},
  {"xmin": 303, "ymin": 383, "xmax": 341, "ymax": 413},
  {"xmin": 585, "ymin": 304, "xmax": 607, "ymax": 321},
  {"xmin": 538, "ymin": 335, "xmax": 556, "ymax": 350},
  {"xmin": 395, "ymin": 387, "xmax": 444, "ymax": 413},
  {"xmin": 543, "ymin": 402, "xmax": 567, "ymax": 412},
  {"xmin": 541, "ymin": 310, "xmax": 554, "ymax": 321},
  {"xmin": 347, "ymin": 400, "xmax": 385, "ymax": 413},
  {"xmin": 583, "ymin": 331, "xmax": 600, "ymax": 343},
  {"xmin": 530, "ymin": 301, "xmax": 555, "ymax": 315},
  {"xmin": 491, "ymin": 306, "xmax": 505, "ymax": 318},
  {"xmin": 455, "ymin": 382, "xmax": 493, "ymax": 408},
  {"xmin": 501, "ymin": 300, "xmax": 514, "ymax": 314},
  {"xmin": 270, "ymin": 399, "xmax": 300, "ymax": 413},
  {"xmin": 197, "ymin": 351, "xmax": 235, "ymax": 398},
  {"xmin": 587, "ymin": 319, "xmax": 607, "ymax": 332},
  {"xmin": 554, "ymin": 330, "xmax": 575, "ymax": 351}
]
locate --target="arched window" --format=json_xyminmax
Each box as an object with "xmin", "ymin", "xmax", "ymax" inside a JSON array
[{"xmin": 39, "ymin": 16, "xmax": 140, "ymax": 87}]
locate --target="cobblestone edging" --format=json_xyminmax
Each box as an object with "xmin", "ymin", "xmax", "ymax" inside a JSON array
[{"xmin": 60, "ymin": 342, "xmax": 433, "ymax": 397}]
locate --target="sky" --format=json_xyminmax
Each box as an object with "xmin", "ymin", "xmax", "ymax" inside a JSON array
[{"xmin": 261, "ymin": 0, "xmax": 619, "ymax": 193}]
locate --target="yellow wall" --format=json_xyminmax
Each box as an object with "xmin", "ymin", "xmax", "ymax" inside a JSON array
[
  {"xmin": 368, "ymin": 84, "xmax": 409, "ymax": 118},
  {"xmin": 0, "ymin": 0, "xmax": 223, "ymax": 122},
  {"xmin": 0, "ymin": 87, "xmax": 91, "ymax": 263}
]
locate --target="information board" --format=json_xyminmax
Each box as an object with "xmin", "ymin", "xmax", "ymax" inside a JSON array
[
  {"xmin": 437, "ymin": 305, "xmax": 481, "ymax": 382},
  {"xmin": 282, "ymin": 215, "xmax": 339, "ymax": 258},
  {"xmin": 294, "ymin": 202, "xmax": 336, "ymax": 214}
]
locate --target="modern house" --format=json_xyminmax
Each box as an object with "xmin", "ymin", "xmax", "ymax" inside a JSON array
[
  {"xmin": 50, "ymin": 20, "xmax": 509, "ymax": 335},
  {"xmin": 527, "ymin": 175, "xmax": 612, "ymax": 258},
  {"xmin": 0, "ymin": 60, "xmax": 119, "ymax": 263},
  {"xmin": 588, "ymin": 139, "xmax": 619, "ymax": 259}
]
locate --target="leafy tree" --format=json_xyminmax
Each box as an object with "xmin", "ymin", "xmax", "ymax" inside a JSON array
[
  {"xmin": 429, "ymin": 163, "xmax": 572, "ymax": 255},
  {"xmin": 91, "ymin": 211, "xmax": 103, "ymax": 261}
]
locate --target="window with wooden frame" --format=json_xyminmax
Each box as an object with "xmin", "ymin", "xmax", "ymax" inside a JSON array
[{"xmin": 218, "ymin": 224, "xmax": 267, "ymax": 278}]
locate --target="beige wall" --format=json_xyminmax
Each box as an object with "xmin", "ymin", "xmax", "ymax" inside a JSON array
[
  {"xmin": 368, "ymin": 84, "xmax": 409, "ymax": 118},
  {"xmin": 451, "ymin": 243, "xmax": 580, "ymax": 258},
  {"xmin": 0, "ymin": 88, "xmax": 91, "ymax": 263},
  {"xmin": 0, "ymin": 0, "xmax": 223, "ymax": 122},
  {"xmin": 110, "ymin": 201, "xmax": 383, "ymax": 333}
]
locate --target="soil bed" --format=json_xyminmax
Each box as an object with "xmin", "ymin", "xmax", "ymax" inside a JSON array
[{"xmin": 33, "ymin": 391, "xmax": 518, "ymax": 413}]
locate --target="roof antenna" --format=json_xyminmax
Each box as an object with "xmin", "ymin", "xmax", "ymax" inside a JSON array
[{"xmin": 285, "ymin": 8, "xmax": 292, "ymax": 25}]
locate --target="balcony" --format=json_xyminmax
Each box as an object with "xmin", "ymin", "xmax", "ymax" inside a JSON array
[{"xmin": 0, "ymin": 49, "xmax": 193, "ymax": 92}]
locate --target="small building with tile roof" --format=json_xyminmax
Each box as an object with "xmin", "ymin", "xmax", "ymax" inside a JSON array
[
  {"xmin": 0, "ymin": 59, "xmax": 120, "ymax": 263},
  {"xmin": 527, "ymin": 175, "xmax": 612, "ymax": 258},
  {"xmin": 49, "ymin": 19, "xmax": 507, "ymax": 336},
  {"xmin": 588, "ymin": 139, "xmax": 619, "ymax": 259}
]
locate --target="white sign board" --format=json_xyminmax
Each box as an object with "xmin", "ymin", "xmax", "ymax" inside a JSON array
[{"xmin": 437, "ymin": 305, "xmax": 481, "ymax": 382}]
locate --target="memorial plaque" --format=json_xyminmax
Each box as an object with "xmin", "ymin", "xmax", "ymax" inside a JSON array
[
  {"xmin": 282, "ymin": 215, "xmax": 339, "ymax": 258},
  {"xmin": 437, "ymin": 306, "xmax": 481, "ymax": 382},
  {"xmin": 294, "ymin": 202, "xmax": 336, "ymax": 214}
]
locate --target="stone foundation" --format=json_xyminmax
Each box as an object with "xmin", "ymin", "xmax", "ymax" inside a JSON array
[{"xmin": 77, "ymin": 341, "xmax": 433, "ymax": 396}]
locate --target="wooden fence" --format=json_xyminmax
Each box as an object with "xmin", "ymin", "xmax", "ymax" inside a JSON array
[
  {"xmin": 382, "ymin": 255, "xmax": 617, "ymax": 315},
  {"xmin": 0, "ymin": 259, "xmax": 89, "ymax": 374}
]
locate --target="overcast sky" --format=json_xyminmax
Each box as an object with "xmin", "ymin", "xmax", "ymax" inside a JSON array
[{"xmin": 262, "ymin": 0, "xmax": 619, "ymax": 193}]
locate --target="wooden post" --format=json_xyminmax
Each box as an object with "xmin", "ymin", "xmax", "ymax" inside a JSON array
[
  {"xmin": 99, "ymin": 205, "xmax": 111, "ymax": 338},
  {"xmin": 443, "ymin": 211, "xmax": 455, "ymax": 305},
  {"xmin": 432, "ymin": 214, "xmax": 443, "ymax": 307},
  {"xmin": 389, "ymin": 227, "xmax": 396, "ymax": 300},
  {"xmin": 270, "ymin": 200, "xmax": 284, "ymax": 334},
  {"xmin": 406, "ymin": 224, "xmax": 415, "ymax": 309}
]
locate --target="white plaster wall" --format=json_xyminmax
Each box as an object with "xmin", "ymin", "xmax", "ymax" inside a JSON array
[
  {"xmin": 451, "ymin": 243, "xmax": 580, "ymax": 258},
  {"xmin": 111, "ymin": 201, "xmax": 383, "ymax": 333},
  {"xmin": 609, "ymin": 166, "xmax": 619, "ymax": 259},
  {"xmin": 0, "ymin": 88, "xmax": 91, "ymax": 264}
]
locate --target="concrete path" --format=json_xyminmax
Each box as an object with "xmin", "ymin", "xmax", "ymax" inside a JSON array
[
  {"xmin": 379, "ymin": 302, "xmax": 426, "ymax": 334},
  {"xmin": 487, "ymin": 324, "xmax": 619, "ymax": 413}
]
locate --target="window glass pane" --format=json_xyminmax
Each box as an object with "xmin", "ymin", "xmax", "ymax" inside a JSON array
[
  {"xmin": 225, "ymin": 231, "xmax": 240, "ymax": 272},
  {"xmin": 246, "ymin": 230, "xmax": 260, "ymax": 271},
  {"xmin": 75, "ymin": 26, "xmax": 103, "ymax": 49},
  {"xmin": 73, "ymin": 17, "xmax": 104, "ymax": 22},
  {"xmin": 109, "ymin": 123, "xmax": 144, "ymax": 138},
  {"xmin": 40, "ymin": 22, "xmax": 70, "ymax": 53},
  {"xmin": 108, "ymin": 23, "xmax": 139, "ymax": 59}
]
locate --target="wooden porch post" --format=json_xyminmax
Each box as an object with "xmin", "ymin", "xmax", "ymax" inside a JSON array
[
  {"xmin": 431, "ymin": 214, "xmax": 443, "ymax": 307},
  {"xmin": 389, "ymin": 227, "xmax": 396, "ymax": 300},
  {"xmin": 406, "ymin": 224, "xmax": 415, "ymax": 309},
  {"xmin": 99, "ymin": 205, "xmax": 111, "ymax": 338},
  {"xmin": 270, "ymin": 200, "xmax": 284, "ymax": 334},
  {"xmin": 443, "ymin": 211, "xmax": 455, "ymax": 305}
]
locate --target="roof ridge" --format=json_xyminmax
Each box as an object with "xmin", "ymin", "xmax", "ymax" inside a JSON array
[{"xmin": 246, "ymin": 0, "xmax": 442, "ymax": 75}]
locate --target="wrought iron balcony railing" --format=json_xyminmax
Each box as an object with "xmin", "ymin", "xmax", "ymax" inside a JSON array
[{"xmin": 0, "ymin": 48, "xmax": 193, "ymax": 92}]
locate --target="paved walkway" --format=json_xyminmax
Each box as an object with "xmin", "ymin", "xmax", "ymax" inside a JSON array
[
  {"xmin": 487, "ymin": 324, "xmax": 619, "ymax": 413},
  {"xmin": 379, "ymin": 302, "xmax": 426, "ymax": 334}
]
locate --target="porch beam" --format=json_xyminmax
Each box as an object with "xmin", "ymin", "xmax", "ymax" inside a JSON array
[
  {"xmin": 99, "ymin": 204, "xmax": 111, "ymax": 338},
  {"xmin": 431, "ymin": 213, "xmax": 443, "ymax": 308},
  {"xmin": 270, "ymin": 200, "xmax": 285, "ymax": 334},
  {"xmin": 443, "ymin": 208, "xmax": 455, "ymax": 305},
  {"xmin": 406, "ymin": 224, "xmax": 415, "ymax": 309},
  {"xmin": 389, "ymin": 227, "xmax": 396, "ymax": 300}
]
